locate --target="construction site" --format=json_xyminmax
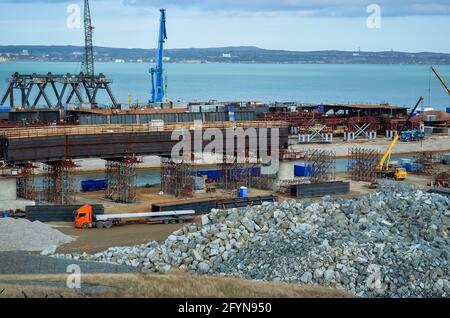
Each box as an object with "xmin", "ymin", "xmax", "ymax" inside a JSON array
[{"xmin": 0, "ymin": 0, "xmax": 449, "ymax": 300}]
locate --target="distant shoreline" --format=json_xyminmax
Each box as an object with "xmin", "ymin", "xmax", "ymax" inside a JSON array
[
  {"xmin": 2, "ymin": 61, "xmax": 450, "ymax": 66},
  {"xmin": 1, "ymin": 45, "xmax": 450, "ymax": 65}
]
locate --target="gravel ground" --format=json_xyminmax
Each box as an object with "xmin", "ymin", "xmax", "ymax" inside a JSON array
[
  {"xmin": 0, "ymin": 218, "xmax": 75, "ymax": 252},
  {"xmin": 52, "ymin": 182, "xmax": 449, "ymax": 298}
]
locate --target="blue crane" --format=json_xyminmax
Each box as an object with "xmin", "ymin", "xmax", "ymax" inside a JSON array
[{"xmin": 149, "ymin": 9, "xmax": 167, "ymax": 104}]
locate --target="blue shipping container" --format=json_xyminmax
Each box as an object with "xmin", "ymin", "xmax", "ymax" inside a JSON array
[
  {"xmin": 81, "ymin": 179, "xmax": 107, "ymax": 192},
  {"xmin": 195, "ymin": 170, "xmax": 221, "ymax": 180},
  {"xmin": 294, "ymin": 164, "xmax": 312, "ymax": 177},
  {"xmin": 0, "ymin": 105, "xmax": 11, "ymax": 113},
  {"xmin": 195, "ymin": 167, "xmax": 261, "ymax": 181},
  {"xmin": 447, "ymin": 107, "xmax": 450, "ymax": 114}
]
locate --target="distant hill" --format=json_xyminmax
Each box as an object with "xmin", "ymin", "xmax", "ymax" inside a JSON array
[{"xmin": 1, "ymin": 45, "xmax": 449, "ymax": 64}]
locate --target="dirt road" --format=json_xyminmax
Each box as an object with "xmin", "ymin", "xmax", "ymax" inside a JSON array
[{"xmin": 55, "ymin": 223, "xmax": 183, "ymax": 254}]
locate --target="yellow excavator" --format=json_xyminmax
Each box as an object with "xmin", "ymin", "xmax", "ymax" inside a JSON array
[{"xmin": 376, "ymin": 96, "xmax": 424, "ymax": 181}]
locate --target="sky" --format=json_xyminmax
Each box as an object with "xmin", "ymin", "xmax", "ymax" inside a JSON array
[{"xmin": 0, "ymin": 0, "xmax": 449, "ymax": 52}]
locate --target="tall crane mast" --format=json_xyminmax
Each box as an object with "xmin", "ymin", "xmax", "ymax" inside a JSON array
[
  {"xmin": 430, "ymin": 66, "xmax": 450, "ymax": 95},
  {"xmin": 150, "ymin": 9, "xmax": 167, "ymax": 104},
  {"xmin": 83, "ymin": 0, "xmax": 95, "ymax": 78}
]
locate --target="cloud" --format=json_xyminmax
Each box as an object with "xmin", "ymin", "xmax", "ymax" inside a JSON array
[
  {"xmin": 1, "ymin": 0, "xmax": 450, "ymax": 17},
  {"xmin": 121, "ymin": 0, "xmax": 450, "ymax": 17}
]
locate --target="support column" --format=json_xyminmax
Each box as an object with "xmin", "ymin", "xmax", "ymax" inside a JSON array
[
  {"xmin": 105, "ymin": 156, "xmax": 142, "ymax": 203},
  {"xmin": 42, "ymin": 160, "xmax": 77, "ymax": 205},
  {"xmin": 16, "ymin": 163, "xmax": 37, "ymax": 200},
  {"xmin": 160, "ymin": 157, "xmax": 194, "ymax": 198}
]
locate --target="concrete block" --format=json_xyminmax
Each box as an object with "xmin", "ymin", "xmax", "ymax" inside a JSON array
[
  {"xmin": 0, "ymin": 178, "xmax": 17, "ymax": 201},
  {"xmin": 0, "ymin": 199, "xmax": 35, "ymax": 211}
]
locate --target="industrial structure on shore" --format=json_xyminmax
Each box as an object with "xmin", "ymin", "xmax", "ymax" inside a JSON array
[{"xmin": 0, "ymin": 1, "xmax": 449, "ymax": 212}]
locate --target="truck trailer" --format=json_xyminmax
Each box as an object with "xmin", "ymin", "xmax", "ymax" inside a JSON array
[{"xmin": 74, "ymin": 205, "xmax": 195, "ymax": 229}]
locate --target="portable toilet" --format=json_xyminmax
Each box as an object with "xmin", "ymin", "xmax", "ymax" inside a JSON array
[{"xmin": 239, "ymin": 187, "xmax": 249, "ymax": 198}]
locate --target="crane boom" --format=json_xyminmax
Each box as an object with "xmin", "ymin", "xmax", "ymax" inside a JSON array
[
  {"xmin": 150, "ymin": 9, "xmax": 167, "ymax": 104},
  {"xmin": 83, "ymin": 0, "xmax": 95, "ymax": 77},
  {"xmin": 376, "ymin": 96, "xmax": 424, "ymax": 172},
  {"xmin": 431, "ymin": 66, "xmax": 450, "ymax": 95}
]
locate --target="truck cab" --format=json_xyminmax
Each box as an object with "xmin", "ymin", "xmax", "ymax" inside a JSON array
[
  {"xmin": 74, "ymin": 205, "xmax": 93, "ymax": 229},
  {"xmin": 394, "ymin": 168, "xmax": 408, "ymax": 181}
]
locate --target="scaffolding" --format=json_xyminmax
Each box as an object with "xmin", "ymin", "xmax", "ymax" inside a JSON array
[
  {"xmin": 307, "ymin": 150, "xmax": 336, "ymax": 183},
  {"xmin": 105, "ymin": 156, "xmax": 142, "ymax": 203},
  {"xmin": 252, "ymin": 172, "xmax": 278, "ymax": 191},
  {"xmin": 42, "ymin": 160, "xmax": 77, "ymax": 205},
  {"xmin": 160, "ymin": 158, "xmax": 195, "ymax": 198},
  {"xmin": 414, "ymin": 152, "xmax": 442, "ymax": 176},
  {"xmin": 348, "ymin": 148, "xmax": 380, "ymax": 182},
  {"xmin": 16, "ymin": 163, "xmax": 37, "ymax": 200},
  {"xmin": 218, "ymin": 155, "xmax": 258, "ymax": 191}
]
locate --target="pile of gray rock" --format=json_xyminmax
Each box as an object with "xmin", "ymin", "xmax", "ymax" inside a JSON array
[
  {"xmin": 0, "ymin": 218, "xmax": 75, "ymax": 252},
  {"xmin": 53, "ymin": 186, "xmax": 449, "ymax": 298}
]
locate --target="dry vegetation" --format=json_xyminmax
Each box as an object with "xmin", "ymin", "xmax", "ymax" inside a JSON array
[{"xmin": 0, "ymin": 271, "xmax": 351, "ymax": 298}]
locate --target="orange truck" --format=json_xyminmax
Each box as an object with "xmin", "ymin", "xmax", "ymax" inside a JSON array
[{"xmin": 74, "ymin": 205, "xmax": 195, "ymax": 229}]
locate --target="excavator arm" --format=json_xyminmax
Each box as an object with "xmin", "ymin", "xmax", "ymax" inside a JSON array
[
  {"xmin": 377, "ymin": 134, "xmax": 400, "ymax": 172},
  {"xmin": 377, "ymin": 96, "xmax": 424, "ymax": 172},
  {"xmin": 431, "ymin": 66, "xmax": 450, "ymax": 95}
]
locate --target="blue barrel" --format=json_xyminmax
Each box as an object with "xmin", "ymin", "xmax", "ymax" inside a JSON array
[
  {"xmin": 239, "ymin": 187, "xmax": 249, "ymax": 198},
  {"xmin": 2, "ymin": 211, "xmax": 9, "ymax": 218}
]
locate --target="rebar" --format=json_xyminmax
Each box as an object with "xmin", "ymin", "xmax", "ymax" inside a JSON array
[
  {"xmin": 160, "ymin": 158, "xmax": 194, "ymax": 198},
  {"xmin": 16, "ymin": 163, "xmax": 36, "ymax": 200},
  {"xmin": 105, "ymin": 156, "xmax": 142, "ymax": 203},
  {"xmin": 42, "ymin": 160, "xmax": 77, "ymax": 205},
  {"xmin": 414, "ymin": 152, "xmax": 442, "ymax": 176},
  {"xmin": 348, "ymin": 148, "xmax": 380, "ymax": 182},
  {"xmin": 307, "ymin": 149, "xmax": 336, "ymax": 183},
  {"xmin": 218, "ymin": 155, "xmax": 257, "ymax": 190}
]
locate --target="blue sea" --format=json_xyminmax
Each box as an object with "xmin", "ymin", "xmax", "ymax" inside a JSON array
[{"xmin": 1, "ymin": 62, "xmax": 449, "ymax": 110}]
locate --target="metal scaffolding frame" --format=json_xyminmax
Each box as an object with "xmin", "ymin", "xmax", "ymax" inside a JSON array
[
  {"xmin": 307, "ymin": 149, "xmax": 336, "ymax": 183},
  {"xmin": 105, "ymin": 156, "xmax": 142, "ymax": 203},
  {"xmin": 1, "ymin": 73, "xmax": 118, "ymax": 109},
  {"xmin": 160, "ymin": 157, "xmax": 195, "ymax": 198},
  {"xmin": 16, "ymin": 163, "xmax": 37, "ymax": 200},
  {"xmin": 414, "ymin": 152, "xmax": 442, "ymax": 176},
  {"xmin": 348, "ymin": 148, "xmax": 380, "ymax": 182},
  {"xmin": 42, "ymin": 160, "xmax": 78, "ymax": 205},
  {"xmin": 218, "ymin": 155, "xmax": 258, "ymax": 191},
  {"xmin": 252, "ymin": 167, "xmax": 278, "ymax": 191}
]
